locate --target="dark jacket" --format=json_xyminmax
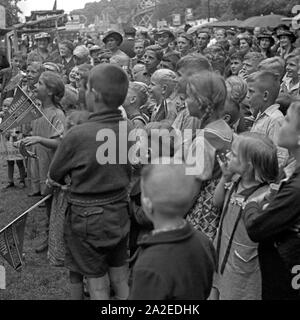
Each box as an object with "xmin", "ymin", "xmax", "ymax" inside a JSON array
[
  {"xmin": 244, "ymin": 165, "xmax": 300, "ymax": 269},
  {"xmin": 119, "ymin": 38, "xmax": 135, "ymax": 58},
  {"xmin": 129, "ymin": 223, "xmax": 216, "ymax": 300},
  {"xmin": 49, "ymin": 108, "xmax": 133, "ymax": 205}
]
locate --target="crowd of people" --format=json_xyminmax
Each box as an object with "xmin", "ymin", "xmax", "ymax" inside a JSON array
[{"xmin": 0, "ymin": 21, "xmax": 300, "ymax": 300}]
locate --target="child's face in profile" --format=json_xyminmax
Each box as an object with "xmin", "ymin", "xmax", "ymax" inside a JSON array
[
  {"xmin": 278, "ymin": 105, "xmax": 300, "ymax": 151},
  {"xmin": 227, "ymin": 138, "xmax": 247, "ymax": 175}
]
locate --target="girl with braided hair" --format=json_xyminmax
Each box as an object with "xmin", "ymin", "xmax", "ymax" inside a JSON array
[{"xmin": 182, "ymin": 71, "xmax": 234, "ymax": 241}]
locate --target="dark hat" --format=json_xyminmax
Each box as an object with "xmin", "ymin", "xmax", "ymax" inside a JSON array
[
  {"xmin": 277, "ymin": 30, "xmax": 297, "ymax": 43},
  {"xmin": 274, "ymin": 24, "xmax": 290, "ymax": 33},
  {"xmin": 103, "ymin": 31, "xmax": 123, "ymax": 46},
  {"xmin": 257, "ymin": 32, "xmax": 275, "ymax": 46},
  {"xmin": 124, "ymin": 26, "xmax": 136, "ymax": 35},
  {"xmin": 155, "ymin": 29, "xmax": 175, "ymax": 41}
]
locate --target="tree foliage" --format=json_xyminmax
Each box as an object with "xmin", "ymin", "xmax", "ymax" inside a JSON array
[
  {"xmin": 0, "ymin": 0, "xmax": 22, "ymax": 26},
  {"xmin": 70, "ymin": 0, "xmax": 300, "ymax": 26}
]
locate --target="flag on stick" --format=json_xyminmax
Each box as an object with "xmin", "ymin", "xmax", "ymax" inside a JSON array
[
  {"xmin": 0, "ymin": 86, "xmax": 43, "ymax": 134},
  {"xmin": 0, "ymin": 195, "xmax": 51, "ymax": 271}
]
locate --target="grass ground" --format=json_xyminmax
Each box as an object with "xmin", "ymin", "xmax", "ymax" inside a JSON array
[{"xmin": 0, "ymin": 158, "xmax": 69, "ymax": 300}]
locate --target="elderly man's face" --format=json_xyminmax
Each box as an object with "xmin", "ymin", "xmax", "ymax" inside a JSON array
[{"xmin": 197, "ymin": 33, "xmax": 209, "ymax": 50}]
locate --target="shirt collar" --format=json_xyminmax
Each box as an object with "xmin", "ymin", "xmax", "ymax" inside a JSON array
[{"xmin": 256, "ymin": 104, "xmax": 280, "ymax": 119}]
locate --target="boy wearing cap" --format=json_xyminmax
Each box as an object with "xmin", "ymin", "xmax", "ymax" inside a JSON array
[
  {"xmin": 129, "ymin": 160, "xmax": 216, "ymax": 300},
  {"xmin": 49, "ymin": 64, "xmax": 133, "ymax": 300}
]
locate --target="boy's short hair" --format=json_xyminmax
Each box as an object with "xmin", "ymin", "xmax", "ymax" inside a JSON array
[
  {"xmin": 144, "ymin": 45, "xmax": 164, "ymax": 61},
  {"xmin": 141, "ymin": 160, "xmax": 198, "ymax": 218},
  {"xmin": 129, "ymin": 81, "xmax": 149, "ymax": 106},
  {"xmin": 286, "ymin": 52, "xmax": 300, "ymax": 65},
  {"xmin": 258, "ymin": 56, "xmax": 285, "ymax": 80},
  {"xmin": 244, "ymin": 52, "xmax": 265, "ymax": 65},
  {"xmin": 247, "ymin": 70, "xmax": 280, "ymax": 103},
  {"xmin": 89, "ymin": 64, "xmax": 129, "ymax": 109},
  {"xmin": 161, "ymin": 51, "xmax": 181, "ymax": 71},
  {"xmin": 176, "ymin": 54, "xmax": 211, "ymax": 72}
]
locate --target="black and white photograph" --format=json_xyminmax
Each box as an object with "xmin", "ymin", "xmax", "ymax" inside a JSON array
[{"xmin": 0, "ymin": 0, "xmax": 300, "ymax": 305}]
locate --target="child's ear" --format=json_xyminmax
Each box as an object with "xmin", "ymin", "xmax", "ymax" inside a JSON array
[
  {"xmin": 222, "ymin": 114, "xmax": 231, "ymax": 124},
  {"xmin": 297, "ymin": 134, "xmax": 300, "ymax": 147},
  {"xmin": 130, "ymin": 95, "xmax": 137, "ymax": 104},
  {"xmin": 263, "ymin": 90, "xmax": 269, "ymax": 101}
]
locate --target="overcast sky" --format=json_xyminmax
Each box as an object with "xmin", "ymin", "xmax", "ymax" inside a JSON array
[{"xmin": 19, "ymin": 0, "xmax": 93, "ymax": 17}]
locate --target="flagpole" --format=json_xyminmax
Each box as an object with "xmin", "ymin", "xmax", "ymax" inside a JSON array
[{"xmin": 0, "ymin": 195, "xmax": 52, "ymax": 234}]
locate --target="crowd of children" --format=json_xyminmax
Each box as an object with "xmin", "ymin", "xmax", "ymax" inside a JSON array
[{"xmin": 0, "ymin": 23, "xmax": 300, "ymax": 300}]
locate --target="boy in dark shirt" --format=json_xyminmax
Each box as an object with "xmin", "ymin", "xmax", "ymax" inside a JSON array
[
  {"xmin": 244, "ymin": 99, "xmax": 300, "ymax": 300},
  {"xmin": 49, "ymin": 64, "xmax": 132, "ymax": 300},
  {"xmin": 129, "ymin": 159, "xmax": 216, "ymax": 300}
]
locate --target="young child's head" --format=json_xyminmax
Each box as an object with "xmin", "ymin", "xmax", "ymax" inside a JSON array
[
  {"xmin": 134, "ymin": 40, "xmax": 146, "ymax": 59},
  {"xmin": 278, "ymin": 99, "xmax": 300, "ymax": 153},
  {"xmin": 186, "ymin": 71, "xmax": 227, "ymax": 126},
  {"xmin": 2, "ymin": 97, "xmax": 13, "ymax": 112},
  {"xmin": 131, "ymin": 63, "xmax": 146, "ymax": 81},
  {"xmin": 176, "ymin": 54, "xmax": 211, "ymax": 78},
  {"xmin": 258, "ymin": 56, "xmax": 285, "ymax": 82},
  {"xmin": 143, "ymin": 45, "xmax": 164, "ymax": 74},
  {"xmin": 227, "ymin": 132, "xmax": 279, "ymax": 184},
  {"xmin": 149, "ymin": 69, "xmax": 178, "ymax": 105},
  {"xmin": 86, "ymin": 64, "xmax": 129, "ymax": 111},
  {"xmin": 141, "ymin": 160, "xmax": 199, "ymax": 222},
  {"xmin": 242, "ymin": 52, "xmax": 265, "ymax": 78},
  {"xmin": 229, "ymin": 51, "xmax": 244, "ymax": 76},
  {"xmin": 123, "ymin": 81, "xmax": 148, "ymax": 111},
  {"xmin": 36, "ymin": 71, "xmax": 65, "ymax": 106},
  {"xmin": 285, "ymin": 53, "xmax": 300, "ymax": 80},
  {"xmin": 246, "ymin": 70, "xmax": 280, "ymax": 116}
]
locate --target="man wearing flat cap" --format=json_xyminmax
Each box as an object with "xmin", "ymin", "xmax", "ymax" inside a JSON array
[
  {"xmin": 27, "ymin": 32, "xmax": 61, "ymax": 65},
  {"xmin": 119, "ymin": 26, "xmax": 137, "ymax": 58},
  {"xmin": 155, "ymin": 29, "xmax": 176, "ymax": 55},
  {"xmin": 103, "ymin": 30, "xmax": 130, "ymax": 68}
]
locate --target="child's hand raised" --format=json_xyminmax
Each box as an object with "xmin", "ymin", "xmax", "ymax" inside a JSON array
[{"xmin": 217, "ymin": 153, "xmax": 234, "ymax": 182}]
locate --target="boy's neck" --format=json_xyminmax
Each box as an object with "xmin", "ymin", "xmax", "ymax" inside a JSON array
[{"xmin": 152, "ymin": 215, "xmax": 185, "ymax": 232}]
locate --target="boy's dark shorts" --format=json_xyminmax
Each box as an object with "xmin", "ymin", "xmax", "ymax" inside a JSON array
[{"xmin": 64, "ymin": 199, "xmax": 130, "ymax": 278}]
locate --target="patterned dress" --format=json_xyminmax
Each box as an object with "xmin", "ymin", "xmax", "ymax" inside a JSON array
[{"xmin": 185, "ymin": 120, "xmax": 233, "ymax": 241}]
